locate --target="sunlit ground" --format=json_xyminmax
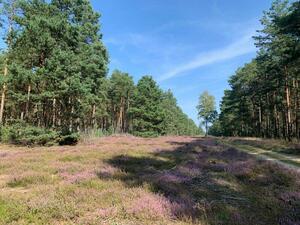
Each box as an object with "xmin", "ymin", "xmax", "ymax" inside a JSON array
[{"xmin": 0, "ymin": 136, "xmax": 299, "ymax": 225}]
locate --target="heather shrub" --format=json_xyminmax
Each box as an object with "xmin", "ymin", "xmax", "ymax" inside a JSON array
[
  {"xmin": 7, "ymin": 173, "xmax": 53, "ymax": 188},
  {"xmin": 128, "ymin": 192, "xmax": 171, "ymax": 218},
  {"xmin": 261, "ymin": 164, "xmax": 295, "ymax": 187}
]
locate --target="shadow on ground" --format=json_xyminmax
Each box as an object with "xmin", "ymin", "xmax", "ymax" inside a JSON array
[{"xmin": 100, "ymin": 137, "xmax": 300, "ymax": 225}]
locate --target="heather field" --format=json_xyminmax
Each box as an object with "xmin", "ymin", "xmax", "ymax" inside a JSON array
[{"xmin": 0, "ymin": 136, "xmax": 300, "ymax": 225}]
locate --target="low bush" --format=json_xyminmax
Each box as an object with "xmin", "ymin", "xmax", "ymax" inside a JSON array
[
  {"xmin": 133, "ymin": 131, "xmax": 159, "ymax": 138},
  {"xmin": 0, "ymin": 121, "xmax": 80, "ymax": 146},
  {"xmin": 0, "ymin": 122, "xmax": 59, "ymax": 146},
  {"xmin": 59, "ymin": 132, "xmax": 80, "ymax": 146}
]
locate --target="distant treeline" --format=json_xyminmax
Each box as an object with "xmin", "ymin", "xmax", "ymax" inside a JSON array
[
  {"xmin": 0, "ymin": 0, "xmax": 200, "ymax": 145},
  {"xmin": 210, "ymin": 0, "xmax": 300, "ymax": 140}
]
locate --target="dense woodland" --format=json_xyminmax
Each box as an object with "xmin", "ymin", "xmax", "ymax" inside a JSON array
[
  {"xmin": 0, "ymin": 0, "xmax": 200, "ymax": 145},
  {"xmin": 1, "ymin": 0, "xmax": 298, "ymax": 145},
  {"xmin": 211, "ymin": 0, "xmax": 300, "ymax": 140}
]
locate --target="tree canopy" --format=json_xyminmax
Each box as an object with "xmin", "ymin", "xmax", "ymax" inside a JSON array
[
  {"xmin": 0, "ymin": 0, "xmax": 200, "ymax": 144},
  {"xmin": 197, "ymin": 91, "xmax": 217, "ymax": 136},
  {"xmin": 214, "ymin": 0, "xmax": 300, "ymax": 140}
]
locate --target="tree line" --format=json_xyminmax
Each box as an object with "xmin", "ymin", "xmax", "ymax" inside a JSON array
[
  {"xmin": 211, "ymin": 0, "xmax": 300, "ymax": 140},
  {"xmin": 0, "ymin": 0, "xmax": 200, "ymax": 144}
]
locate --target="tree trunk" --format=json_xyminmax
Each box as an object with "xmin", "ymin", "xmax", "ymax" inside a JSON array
[
  {"xmin": 285, "ymin": 66, "xmax": 291, "ymax": 140},
  {"xmin": 25, "ymin": 84, "xmax": 31, "ymax": 120},
  {"xmin": 296, "ymin": 79, "xmax": 300, "ymax": 139},
  {"xmin": 20, "ymin": 111, "xmax": 24, "ymax": 120},
  {"xmin": 205, "ymin": 120, "xmax": 208, "ymax": 137},
  {"xmin": 69, "ymin": 97, "xmax": 74, "ymax": 132},
  {"xmin": 92, "ymin": 104, "xmax": 96, "ymax": 129},
  {"xmin": 117, "ymin": 98, "xmax": 124, "ymax": 133},
  {"xmin": 0, "ymin": 0, "xmax": 16, "ymax": 124},
  {"xmin": 258, "ymin": 105, "xmax": 262, "ymax": 136},
  {"xmin": 0, "ymin": 63, "xmax": 7, "ymax": 123},
  {"xmin": 52, "ymin": 98, "xmax": 56, "ymax": 128}
]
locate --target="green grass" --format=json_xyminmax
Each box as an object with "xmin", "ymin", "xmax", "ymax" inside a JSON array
[
  {"xmin": 59, "ymin": 155, "xmax": 84, "ymax": 162},
  {"xmin": 6, "ymin": 174, "xmax": 54, "ymax": 188}
]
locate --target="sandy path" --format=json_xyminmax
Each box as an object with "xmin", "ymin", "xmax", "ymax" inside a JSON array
[{"xmin": 221, "ymin": 141, "xmax": 300, "ymax": 172}]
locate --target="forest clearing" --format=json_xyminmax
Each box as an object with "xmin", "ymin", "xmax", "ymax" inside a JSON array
[
  {"xmin": 0, "ymin": 0, "xmax": 299, "ymax": 224},
  {"xmin": 0, "ymin": 136, "xmax": 299, "ymax": 225}
]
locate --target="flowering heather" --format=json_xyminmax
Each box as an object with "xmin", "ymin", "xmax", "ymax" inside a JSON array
[
  {"xmin": 158, "ymin": 171, "xmax": 191, "ymax": 184},
  {"xmin": 219, "ymin": 147, "xmax": 249, "ymax": 160},
  {"xmin": 0, "ymin": 152, "xmax": 9, "ymax": 157},
  {"xmin": 225, "ymin": 160, "xmax": 256, "ymax": 178},
  {"xmin": 97, "ymin": 164, "xmax": 119, "ymax": 178},
  {"xmin": 207, "ymin": 162, "xmax": 228, "ymax": 172},
  {"xmin": 169, "ymin": 198, "xmax": 198, "ymax": 219},
  {"xmin": 279, "ymin": 191, "xmax": 300, "ymax": 203},
  {"xmin": 177, "ymin": 163, "xmax": 202, "ymax": 178},
  {"xmin": 59, "ymin": 170, "xmax": 96, "ymax": 184},
  {"xmin": 7, "ymin": 171, "xmax": 53, "ymax": 187},
  {"xmin": 0, "ymin": 136, "xmax": 299, "ymax": 225},
  {"xmin": 127, "ymin": 192, "xmax": 172, "ymax": 218},
  {"xmin": 96, "ymin": 207, "xmax": 118, "ymax": 218}
]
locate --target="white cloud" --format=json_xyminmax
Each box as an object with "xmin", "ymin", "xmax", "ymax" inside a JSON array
[{"xmin": 158, "ymin": 32, "xmax": 256, "ymax": 82}]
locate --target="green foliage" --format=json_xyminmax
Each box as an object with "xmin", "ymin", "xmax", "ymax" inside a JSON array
[
  {"xmin": 161, "ymin": 90, "xmax": 201, "ymax": 136},
  {"xmin": 109, "ymin": 70, "xmax": 135, "ymax": 133},
  {"xmin": 131, "ymin": 76, "xmax": 165, "ymax": 137},
  {"xmin": 59, "ymin": 132, "xmax": 80, "ymax": 146},
  {"xmin": 218, "ymin": 0, "xmax": 300, "ymax": 140},
  {"xmin": 0, "ymin": 0, "xmax": 199, "ymax": 143},
  {"xmin": 3, "ymin": 0, "xmax": 108, "ymax": 133},
  {"xmin": 0, "ymin": 198, "xmax": 29, "ymax": 224},
  {"xmin": 0, "ymin": 121, "xmax": 81, "ymax": 146},
  {"xmin": 0, "ymin": 121, "xmax": 59, "ymax": 146},
  {"xmin": 208, "ymin": 119, "xmax": 223, "ymax": 136},
  {"xmin": 128, "ymin": 76, "xmax": 200, "ymax": 138},
  {"xmin": 197, "ymin": 91, "xmax": 217, "ymax": 136}
]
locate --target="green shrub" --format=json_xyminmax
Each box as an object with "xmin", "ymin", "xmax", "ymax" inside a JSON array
[
  {"xmin": 59, "ymin": 132, "xmax": 80, "ymax": 146},
  {"xmin": 0, "ymin": 122, "xmax": 59, "ymax": 146},
  {"xmin": 0, "ymin": 125, "xmax": 10, "ymax": 142},
  {"xmin": 0, "ymin": 121, "xmax": 81, "ymax": 146},
  {"xmin": 133, "ymin": 131, "xmax": 159, "ymax": 138}
]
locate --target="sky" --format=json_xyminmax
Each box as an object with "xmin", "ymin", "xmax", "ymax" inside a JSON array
[
  {"xmin": 91, "ymin": 0, "xmax": 274, "ymax": 124},
  {"xmin": 1, "ymin": 0, "xmax": 274, "ymax": 124}
]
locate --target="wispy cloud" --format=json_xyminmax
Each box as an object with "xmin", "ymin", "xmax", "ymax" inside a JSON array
[
  {"xmin": 158, "ymin": 32, "xmax": 256, "ymax": 82},
  {"xmin": 104, "ymin": 33, "xmax": 187, "ymax": 57}
]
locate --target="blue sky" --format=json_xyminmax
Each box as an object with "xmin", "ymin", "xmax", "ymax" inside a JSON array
[{"xmin": 92, "ymin": 0, "xmax": 274, "ymax": 124}]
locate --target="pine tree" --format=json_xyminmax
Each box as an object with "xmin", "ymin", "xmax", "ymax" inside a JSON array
[
  {"xmin": 109, "ymin": 70, "xmax": 134, "ymax": 133},
  {"xmin": 0, "ymin": 0, "xmax": 19, "ymax": 123},
  {"xmin": 217, "ymin": 0, "xmax": 299, "ymax": 140},
  {"xmin": 131, "ymin": 76, "xmax": 165, "ymax": 137},
  {"xmin": 0, "ymin": 0, "xmax": 200, "ymax": 144},
  {"xmin": 5, "ymin": 0, "xmax": 109, "ymax": 133},
  {"xmin": 161, "ymin": 90, "xmax": 201, "ymax": 136}
]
